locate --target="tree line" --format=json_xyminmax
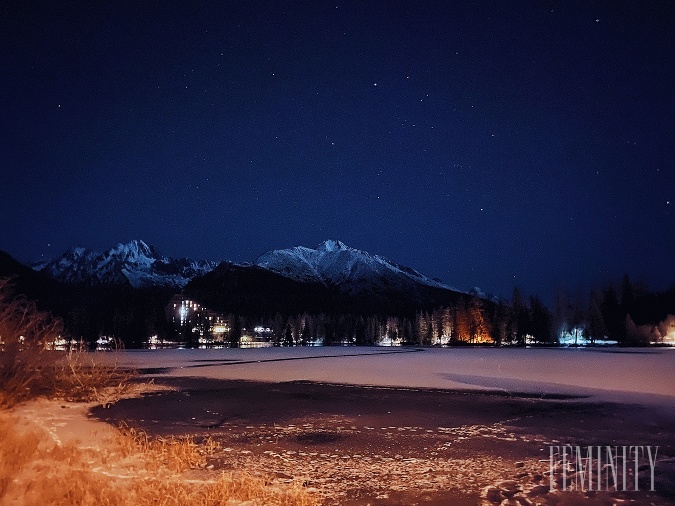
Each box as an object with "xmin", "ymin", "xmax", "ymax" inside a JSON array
[
  {"xmin": 1, "ymin": 242, "xmax": 672, "ymax": 348},
  {"xmin": 194, "ymin": 275, "xmax": 673, "ymax": 348}
]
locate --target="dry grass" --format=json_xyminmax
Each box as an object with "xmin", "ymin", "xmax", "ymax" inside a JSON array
[
  {"xmin": 116, "ymin": 422, "xmax": 214, "ymax": 473},
  {"xmin": 52, "ymin": 350, "xmax": 138, "ymax": 407},
  {"xmin": 201, "ymin": 473, "xmax": 318, "ymax": 506},
  {"xmin": 0, "ymin": 279, "xmax": 138, "ymax": 409},
  {"xmin": 0, "ymin": 410, "xmax": 319, "ymax": 506},
  {"xmin": 0, "ymin": 348, "xmax": 139, "ymax": 409}
]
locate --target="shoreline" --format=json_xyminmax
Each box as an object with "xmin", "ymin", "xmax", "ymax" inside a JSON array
[{"xmin": 92, "ymin": 376, "xmax": 675, "ymax": 505}]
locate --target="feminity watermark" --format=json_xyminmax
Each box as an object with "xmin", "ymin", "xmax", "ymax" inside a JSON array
[{"xmin": 549, "ymin": 445, "xmax": 659, "ymax": 492}]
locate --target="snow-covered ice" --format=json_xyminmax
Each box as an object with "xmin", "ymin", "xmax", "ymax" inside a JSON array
[{"xmin": 102, "ymin": 346, "xmax": 675, "ymax": 407}]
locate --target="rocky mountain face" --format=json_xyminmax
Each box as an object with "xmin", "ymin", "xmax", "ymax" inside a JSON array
[
  {"xmin": 254, "ymin": 239, "xmax": 460, "ymax": 295},
  {"xmin": 32, "ymin": 240, "xmax": 218, "ymax": 288}
]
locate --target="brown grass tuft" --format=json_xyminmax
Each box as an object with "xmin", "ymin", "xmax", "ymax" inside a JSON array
[
  {"xmin": 52, "ymin": 350, "xmax": 138, "ymax": 407},
  {"xmin": 202, "ymin": 473, "xmax": 319, "ymax": 506},
  {"xmin": 116, "ymin": 422, "xmax": 213, "ymax": 473},
  {"xmin": 0, "ymin": 409, "xmax": 319, "ymax": 506}
]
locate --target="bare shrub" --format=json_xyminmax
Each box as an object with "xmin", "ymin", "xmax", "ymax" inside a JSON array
[
  {"xmin": 0, "ymin": 279, "xmax": 137, "ymax": 407},
  {"xmin": 0, "ymin": 279, "xmax": 62, "ymax": 406}
]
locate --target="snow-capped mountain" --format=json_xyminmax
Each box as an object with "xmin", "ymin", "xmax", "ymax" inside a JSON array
[
  {"xmin": 33, "ymin": 240, "xmax": 218, "ymax": 288},
  {"xmin": 254, "ymin": 239, "xmax": 460, "ymax": 294},
  {"xmin": 187, "ymin": 240, "xmax": 472, "ymax": 317},
  {"xmin": 33, "ymin": 239, "xmax": 472, "ymax": 302}
]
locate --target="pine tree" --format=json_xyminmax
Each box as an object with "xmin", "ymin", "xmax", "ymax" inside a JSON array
[
  {"xmin": 271, "ymin": 313, "xmax": 284, "ymax": 346},
  {"xmin": 229, "ymin": 314, "xmax": 241, "ymax": 348},
  {"xmin": 454, "ymin": 302, "xmax": 471, "ymax": 343},
  {"xmin": 301, "ymin": 319, "xmax": 311, "ymax": 346},
  {"xmin": 601, "ymin": 285, "xmax": 623, "ymax": 342},
  {"xmin": 283, "ymin": 324, "xmax": 293, "ymax": 346},
  {"xmin": 529, "ymin": 296, "xmax": 552, "ymax": 344},
  {"xmin": 490, "ymin": 301, "xmax": 508, "ymax": 345},
  {"xmin": 587, "ymin": 290, "xmax": 607, "ymax": 343}
]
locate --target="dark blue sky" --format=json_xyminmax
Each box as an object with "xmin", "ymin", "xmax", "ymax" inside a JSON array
[{"xmin": 2, "ymin": 0, "xmax": 673, "ymax": 302}]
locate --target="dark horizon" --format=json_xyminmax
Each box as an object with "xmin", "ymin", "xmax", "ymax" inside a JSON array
[{"xmin": 2, "ymin": 0, "xmax": 673, "ymax": 303}]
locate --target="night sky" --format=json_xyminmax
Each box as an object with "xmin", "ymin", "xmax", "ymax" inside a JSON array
[{"xmin": 2, "ymin": 1, "xmax": 673, "ymax": 302}]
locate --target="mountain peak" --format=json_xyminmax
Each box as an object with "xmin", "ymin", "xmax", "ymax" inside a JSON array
[
  {"xmin": 316, "ymin": 239, "xmax": 348, "ymax": 252},
  {"xmin": 109, "ymin": 239, "xmax": 157, "ymax": 260},
  {"xmin": 68, "ymin": 246, "xmax": 88, "ymax": 256},
  {"xmin": 125, "ymin": 239, "xmax": 151, "ymax": 250}
]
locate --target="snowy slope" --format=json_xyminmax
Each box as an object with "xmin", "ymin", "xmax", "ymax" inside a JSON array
[
  {"xmin": 254, "ymin": 240, "xmax": 460, "ymax": 293},
  {"xmin": 34, "ymin": 240, "xmax": 218, "ymax": 288}
]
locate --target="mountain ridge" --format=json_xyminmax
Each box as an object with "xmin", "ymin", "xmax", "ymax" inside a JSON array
[
  {"xmin": 32, "ymin": 239, "xmax": 218, "ymax": 289},
  {"xmin": 31, "ymin": 239, "xmax": 475, "ymax": 306},
  {"xmin": 254, "ymin": 239, "xmax": 462, "ymax": 294},
  {"xmin": 33, "ymin": 239, "xmax": 468, "ymax": 298}
]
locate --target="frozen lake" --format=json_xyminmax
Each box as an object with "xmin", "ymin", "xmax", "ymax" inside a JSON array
[{"xmin": 100, "ymin": 346, "xmax": 675, "ymax": 407}]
